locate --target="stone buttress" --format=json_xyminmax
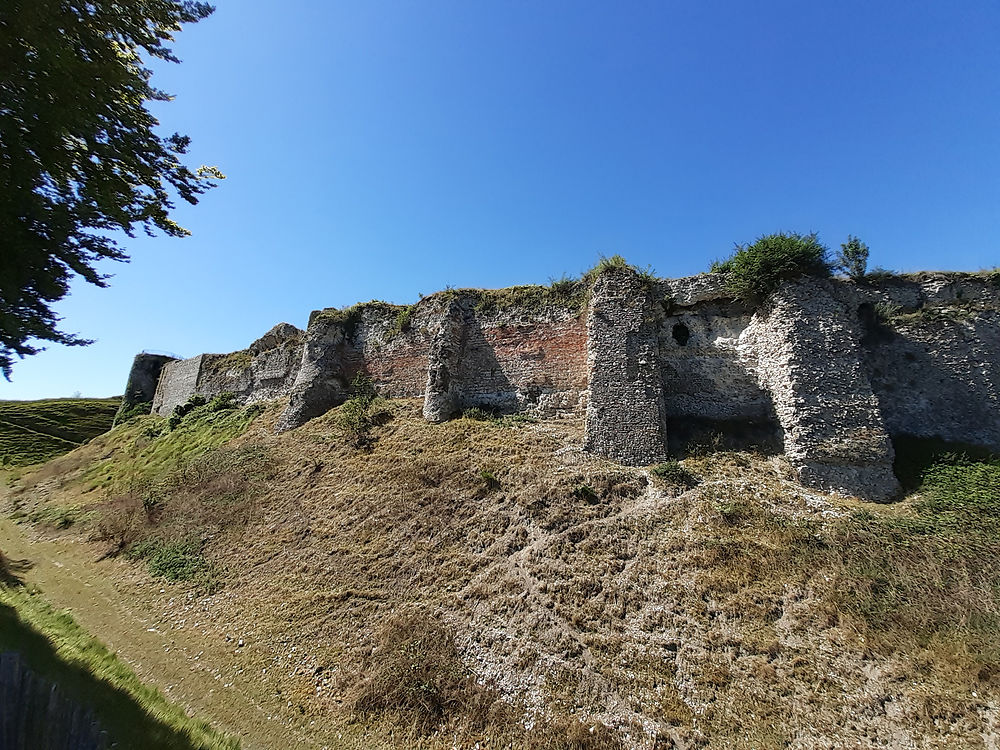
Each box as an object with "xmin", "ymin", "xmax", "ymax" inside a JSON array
[
  {"xmin": 584, "ymin": 268, "xmax": 668, "ymax": 465},
  {"xmin": 738, "ymin": 277, "xmax": 900, "ymax": 501}
]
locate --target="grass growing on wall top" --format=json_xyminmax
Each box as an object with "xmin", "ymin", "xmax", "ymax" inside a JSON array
[
  {"xmin": 710, "ymin": 232, "xmax": 832, "ymax": 303},
  {"xmin": 0, "ymin": 397, "xmax": 120, "ymax": 467},
  {"xmin": 0, "ymin": 583, "xmax": 239, "ymax": 749}
]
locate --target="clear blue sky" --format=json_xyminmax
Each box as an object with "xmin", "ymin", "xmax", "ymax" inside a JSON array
[{"xmin": 4, "ymin": 0, "xmax": 999, "ymax": 400}]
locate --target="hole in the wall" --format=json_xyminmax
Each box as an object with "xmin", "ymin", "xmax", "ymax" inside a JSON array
[{"xmin": 672, "ymin": 323, "xmax": 690, "ymax": 346}]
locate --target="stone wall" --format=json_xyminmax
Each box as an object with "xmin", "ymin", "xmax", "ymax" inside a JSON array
[
  {"xmin": 115, "ymin": 353, "xmax": 177, "ymax": 422},
  {"xmin": 279, "ymin": 292, "xmax": 589, "ymax": 431},
  {"xmin": 849, "ymin": 274, "xmax": 1000, "ymax": 451},
  {"xmin": 134, "ymin": 269, "xmax": 1000, "ymax": 501},
  {"xmin": 151, "ymin": 323, "xmax": 304, "ymax": 416},
  {"xmin": 737, "ymin": 278, "xmax": 899, "ymax": 501},
  {"xmin": 584, "ymin": 269, "xmax": 667, "ymax": 465},
  {"xmin": 151, "ymin": 354, "xmax": 203, "ymax": 416}
]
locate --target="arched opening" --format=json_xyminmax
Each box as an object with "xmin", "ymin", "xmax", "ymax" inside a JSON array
[{"xmin": 672, "ymin": 323, "xmax": 690, "ymax": 346}]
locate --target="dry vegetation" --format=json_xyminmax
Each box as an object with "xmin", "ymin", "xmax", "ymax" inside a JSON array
[{"xmin": 4, "ymin": 397, "xmax": 999, "ymax": 749}]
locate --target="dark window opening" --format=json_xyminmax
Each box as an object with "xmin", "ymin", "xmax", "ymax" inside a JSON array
[{"xmin": 672, "ymin": 323, "xmax": 690, "ymax": 346}]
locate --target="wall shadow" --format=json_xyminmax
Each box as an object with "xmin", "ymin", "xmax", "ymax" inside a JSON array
[{"xmin": 0, "ymin": 599, "xmax": 234, "ymax": 749}]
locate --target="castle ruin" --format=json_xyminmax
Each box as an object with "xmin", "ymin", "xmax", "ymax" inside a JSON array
[{"xmin": 120, "ymin": 268, "xmax": 1000, "ymax": 502}]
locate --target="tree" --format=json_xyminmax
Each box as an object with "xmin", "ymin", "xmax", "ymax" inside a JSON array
[
  {"xmin": 836, "ymin": 235, "xmax": 870, "ymax": 280},
  {"xmin": 0, "ymin": 1, "xmax": 223, "ymax": 379}
]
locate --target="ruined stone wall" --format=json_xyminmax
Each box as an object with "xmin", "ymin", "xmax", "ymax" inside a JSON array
[
  {"xmin": 454, "ymin": 306, "xmax": 587, "ymax": 417},
  {"xmin": 116, "ymin": 353, "xmax": 177, "ymax": 421},
  {"xmin": 849, "ymin": 274, "xmax": 1000, "ymax": 451},
  {"xmin": 279, "ymin": 293, "xmax": 589, "ymax": 431},
  {"xmin": 136, "ymin": 268, "xmax": 999, "ymax": 502},
  {"xmin": 584, "ymin": 270, "xmax": 667, "ymax": 465},
  {"xmin": 737, "ymin": 278, "xmax": 899, "ymax": 501},
  {"xmin": 151, "ymin": 323, "xmax": 304, "ymax": 416},
  {"xmin": 151, "ymin": 354, "xmax": 203, "ymax": 416},
  {"xmin": 655, "ymin": 284, "xmax": 780, "ymax": 451}
]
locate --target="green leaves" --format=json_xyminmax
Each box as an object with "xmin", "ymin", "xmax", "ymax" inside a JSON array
[
  {"xmin": 0, "ymin": 0, "xmax": 222, "ymax": 378},
  {"xmin": 711, "ymin": 232, "xmax": 832, "ymax": 303}
]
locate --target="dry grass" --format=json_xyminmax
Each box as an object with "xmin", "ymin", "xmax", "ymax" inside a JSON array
[{"xmin": 7, "ymin": 398, "xmax": 1000, "ymax": 748}]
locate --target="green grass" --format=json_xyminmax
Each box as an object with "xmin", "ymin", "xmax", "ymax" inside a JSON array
[
  {"xmin": 0, "ymin": 584, "xmax": 239, "ymax": 749},
  {"xmin": 710, "ymin": 232, "xmax": 831, "ymax": 303},
  {"xmin": 0, "ymin": 397, "xmax": 120, "ymax": 467},
  {"xmin": 83, "ymin": 402, "xmax": 264, "ymax": 491}
]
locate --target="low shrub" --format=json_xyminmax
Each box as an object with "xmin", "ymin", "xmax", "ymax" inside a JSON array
[
  {"xmin": 114, "ymin": 400, "xmax": 152, "ymax": 425},
  {"xmin": 711, "ymin": 232, "xmax": 831, "ymax": 303},
  {"xmin": 462, "ymin": 406, "xmax": 498, "ymax": 422},
  {"xmin": 651, "ymin": 460, "xmax": 695, "ymax": 486},
  {"xmin": 335, "ymin": 376, "xmax": 390, "ymax": 447},
  {"xmin": 168, "ymin": 394, "xmax": 207, "ymax": 430},
  {"xmin": 572, "ymin": 483, "xmax": 599, "ymax": 504},
  {"xmin": 128, "ymin": 539, "xmax": 209, "ymax": 583},
  {"xmin": 208, "ymin": 392, "xmax": 238, "ymax": 411},
  {"xmin": 391, "ymin": 304, "xmax": 415, "ymax": 336},
  {"xmin": 478, "ymin": 469, "xmax": 501, "ymax": 493}
]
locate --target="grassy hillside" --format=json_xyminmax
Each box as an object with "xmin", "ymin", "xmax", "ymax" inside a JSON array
[
  {"xmin": 0, "ymin": 581, "xmax": 239, "ymax": 749},
  {"xmin": 0, "ymin": 397, "xmax": 120, "ymax": 467},
  {"xmin": 4, "ymin": 397, "xmax": 1000, "ymax": 749}
]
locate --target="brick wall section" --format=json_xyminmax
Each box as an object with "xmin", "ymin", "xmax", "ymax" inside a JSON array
[
  {"xmin": 584, "ymin": 269, "xmax": 667, "ymax": 465},
  {"xmin": 456, "ymin": 308, "xmax": 587, "ymax": 416},
  {"xmin": 738, "ymin": 277, "xmax": 899, "ymax": 501}
]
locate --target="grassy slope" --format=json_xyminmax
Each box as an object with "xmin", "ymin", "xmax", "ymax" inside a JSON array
[
  {"xmin": 0, "ymin": 397, "xmax": 120, "ymax": 467},
  {"xmin": 4, "ymin": 398, "xmax": 1000, "ymax": 749},
  {"xmin": 0, "ymin": 581, "xmax": 239, "ymax": 750}
]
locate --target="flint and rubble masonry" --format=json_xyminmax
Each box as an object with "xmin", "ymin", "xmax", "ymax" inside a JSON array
[{"xmin": 129, "ymin": 270, "xmax": 1000, "ymax": 501}]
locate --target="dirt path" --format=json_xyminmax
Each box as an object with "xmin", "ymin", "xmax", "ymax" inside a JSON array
[{"xmin": 0, "ymin": 518, "xmax": 340, "ymax": 750}]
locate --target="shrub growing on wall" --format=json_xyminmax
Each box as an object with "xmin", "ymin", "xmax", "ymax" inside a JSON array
[
  {"xmin": 836, "ymin": 235, "xmax": 870, "ymax": 279},
  {"xmin": 711, "ymin": 232, "xmax": 832, "ymax": 303}
]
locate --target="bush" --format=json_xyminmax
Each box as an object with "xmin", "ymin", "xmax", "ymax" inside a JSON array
[
  {"xmin": 836, "ymin": 235, "xmax": 869, "ymax": 279},
  {"xmin": 335, "ymin": 376, "xmax": 390, "ymax": 447},
  {"xmin": 651, "ymin": 460, "xmax": 695, "ymax": 486},
  {"xmin": 391, "ymin": 305, "xmax": 415, "ymax": 336},
  {"xmin": 168, "ymin": 394, "xmax": 207, "ymax": 430},
  {"xmin": 208, "ymin": 392, "xmax": 238, "ymax": 411},
  {"xmin": 711, "ymin": 232, "xmax": 831, "ymax": 303},
  {"xmin": 462, "ymin": 406, "xmax": 498, "ymax": 422},
  {"xmin": 114, "ymin": 400, "xmax": 152, "ymax": 425},
  {"xmin": 128, "ymin": 539, "xmax": 208, "ymax": 582}
]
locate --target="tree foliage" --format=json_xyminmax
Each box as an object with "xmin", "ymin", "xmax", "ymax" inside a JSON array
[
  {"xmin": 711, "ymin": 232, "xmax": 831, "ymax": 303},
  {"xmin": 0, "ymin": 1, "xmax": 222, "ymax": 378},
  {"xmin": 835, "ymin": 235, "xmax": 870, "ymax": 279}
]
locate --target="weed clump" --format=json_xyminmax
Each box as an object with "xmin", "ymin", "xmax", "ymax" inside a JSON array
[
  {"xmin": 711, "ymin": 232, "xmax": 831, "ymax": 303},
  {"xmin": 128, "ymin": 539, "xmax": 209, "ymax": 583},
  {"xmin": 651, "ymin": 460, "xmax": 696, "ymax": 487},
  {"xmin": 335, "ymin": 376, "xmax": 391, "ymax": 447},
  {"xmin": 348, "ymin": 610, "xmax": 623, "ymax": 747},
  {"xmin": 168, "ymin": 394, "xmax": 207, "ymax": 430}
]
